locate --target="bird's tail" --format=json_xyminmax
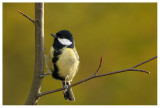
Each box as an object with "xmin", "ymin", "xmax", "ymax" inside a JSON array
[{"xmin": 62, "ymin": 81, "xmax": 75, "ymax": 101}]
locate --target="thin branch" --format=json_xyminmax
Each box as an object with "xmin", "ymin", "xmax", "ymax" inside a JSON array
[
  {"xmin": 130, "ymin": 69, "xmax": 150, "ymax": 73},
  {"xmin": 38, "ymin": 56, "xmax": 156, "ymax": 97},
  {"xmin": 94, "ymin": 56, "xmax": 103, "ymax": 75},
  {"xmin": 131, "ymin": 56, "xmax": 157, "ymax": 68},
  {"xmin": 17, "ymin": 9, "xmax": 35, "ymax": 24}
]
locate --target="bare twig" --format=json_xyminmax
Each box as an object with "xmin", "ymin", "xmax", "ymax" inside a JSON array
[
  {"xmin": 131, "ymin": 56, "xmax": 157, "ymax": 68},
  {"xmin": 38, "ymin": 56, "xmax": 156, "ymax": 97},
  {"xmin": 17, "ymin": 9, "xmax": 35, "ymax": 24},
  {"xmin": 94, "ymin": 56, "xmax": 103, "ymax": 75}
]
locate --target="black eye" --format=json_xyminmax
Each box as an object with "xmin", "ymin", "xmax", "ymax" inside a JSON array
[{"xmin": 56, "ymin": 33, "xmax": 63, "ymax": 38}]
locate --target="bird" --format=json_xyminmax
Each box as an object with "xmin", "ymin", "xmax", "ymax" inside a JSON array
[{"xmin": 45, "ymin": 30, "xmax": 79, "ymax": 101}]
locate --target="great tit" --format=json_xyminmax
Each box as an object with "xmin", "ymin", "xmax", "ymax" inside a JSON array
[{"xmin": 45, "ymin": 30, "xmax": 79, "ymax": 101}]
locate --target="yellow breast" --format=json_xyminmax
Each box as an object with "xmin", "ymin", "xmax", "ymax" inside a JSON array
[{"xmin": 57, "ymin": 47, "xmax": 79, "ymax": 81}]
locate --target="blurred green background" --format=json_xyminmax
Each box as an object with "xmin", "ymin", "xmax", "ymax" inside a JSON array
[{"xmin": 3, "ymin": 3, "xmax": 157, "ymax": 105}]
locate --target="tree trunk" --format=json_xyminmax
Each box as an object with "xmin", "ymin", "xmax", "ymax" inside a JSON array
[{"xmin": 25, "ymin": 3, "xmax": 44, "ymax": 105}]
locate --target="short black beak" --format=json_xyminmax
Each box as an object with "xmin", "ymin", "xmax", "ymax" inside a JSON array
[{"xmin": 51, "ymin": 34, "xmax": 57, "ymax": 38}]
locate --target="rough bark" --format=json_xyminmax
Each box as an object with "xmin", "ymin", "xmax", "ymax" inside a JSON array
[{"xmin": 25, "ymin": 3, "xmax": 44, "ymax": 105}]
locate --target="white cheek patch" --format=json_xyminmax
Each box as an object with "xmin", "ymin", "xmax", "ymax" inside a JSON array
[{"xmin": 58, "ymin": 38, "xmax": 72, "ymax": 46}]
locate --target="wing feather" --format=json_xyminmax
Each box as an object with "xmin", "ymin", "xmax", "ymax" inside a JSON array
[{"xmin": 45, "ymin": 47, "xmax": 54, "ymax": 71}]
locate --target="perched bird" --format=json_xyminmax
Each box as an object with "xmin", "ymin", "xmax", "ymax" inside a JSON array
[{"xmin": 45, "ymin": 30, "xmax": 79, "ymax": 101}]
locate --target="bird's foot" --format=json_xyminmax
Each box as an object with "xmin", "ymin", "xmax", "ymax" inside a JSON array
[
  {"xmin": 63, "ymin": 84, "xmax": 69, "ymax": 89},
  {"xmin": 40, "ymin": 73, "xmax": 46, "ymax": 78},
  {"xmin": 40, "ymin": 72, "xmax": 52, "ymax": 78}
]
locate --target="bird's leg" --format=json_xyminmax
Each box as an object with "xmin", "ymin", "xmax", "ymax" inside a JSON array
[
  {"xmin": 40, "ymin": 71, "xmax": 52, "ymax": 78},
  {"xmin": 63, "ymin": 75, "xmax": 69, "ymax": 89}
]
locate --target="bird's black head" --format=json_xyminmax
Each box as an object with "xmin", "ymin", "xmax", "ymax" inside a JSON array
[{"xmin": 51, "ymin": 30, "xmax": 74, "ymax": 50}]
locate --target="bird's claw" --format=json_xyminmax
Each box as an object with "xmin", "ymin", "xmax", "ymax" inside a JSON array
[
  {"xmin": 40, "ymin": 73, "xmax": 46, "ymax": 78},
  {"xmin": 63, "ymin": 84, "xmax": 69, "ymax": 89}
]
